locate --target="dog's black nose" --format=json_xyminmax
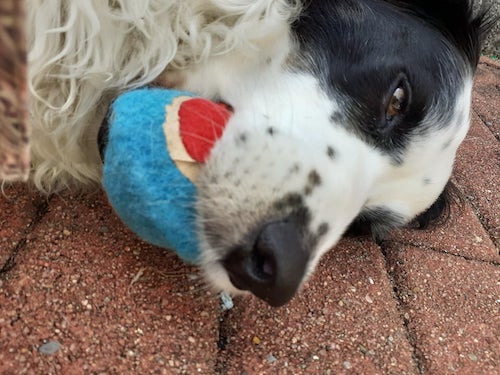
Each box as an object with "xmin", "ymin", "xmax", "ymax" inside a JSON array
[{"xmin": 223, "ymin": 220, "xmax": 309, "ymax": 307}]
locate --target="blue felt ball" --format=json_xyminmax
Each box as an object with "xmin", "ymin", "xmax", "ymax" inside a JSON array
[{"xmin": 103, "ymin": 88, "xmax": 200, "ymax": 263}]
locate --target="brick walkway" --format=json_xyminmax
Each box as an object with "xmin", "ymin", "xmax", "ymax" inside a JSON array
[{"xmin": 0, "ymin": 58, "xmax": 498, "ymax": 375}]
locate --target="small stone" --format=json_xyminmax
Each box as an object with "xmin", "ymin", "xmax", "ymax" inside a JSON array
[
  {"xmin": 266, "ymin": 354, "xmax": 277, "ymax": 363},
  {"xmin": 63, "ymin": 229, "xmax": 71, "ymax": 236},
  {"xmin": 365, "ymin": 295, "xmax": 373, "ymax": 304},
  {"xmin": 220, "ymin": 292, "xmax": 234, "ymax": 311},
  {"xmin": 468, "ymin": 353, "xmax": 478, "ymax": 362},
  {"xmin": 252, "ymin": 336, "xmax": 261, "ymax": 345},
  {"xmin": 39, "ymin": 341, "xmax": 61, "ymax": 355},
  {"xmin": 343, "ymin": 361, "xmax": 351, "ymax": 369},
  {"xmin": 359, "ymin": 345, "xmax": 368, "ymax": 355},
  {"xmin": 187, "ymin": 336, "xmax": 196, "ymax": 344}
]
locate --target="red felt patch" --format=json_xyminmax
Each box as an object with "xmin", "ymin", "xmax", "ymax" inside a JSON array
[{"xmin": 178, "ymin": 98, "xmax": 232, "ymax": 163}]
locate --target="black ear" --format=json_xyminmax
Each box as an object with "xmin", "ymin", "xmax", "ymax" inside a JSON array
[
  {"xmin": 387, "ymin": 0, "xmax": 496, "ymax": 67},
  {"xmin": 411, "ymin": 181, "xmax": 464, "ymax": 229}
]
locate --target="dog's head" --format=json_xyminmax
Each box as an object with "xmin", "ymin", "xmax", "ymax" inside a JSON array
[{"xmin": 194, "ymin": 0, "xmax": 490, "ymax": 306}]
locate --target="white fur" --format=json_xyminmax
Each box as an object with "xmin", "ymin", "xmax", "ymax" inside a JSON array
[{"xmin": 27, "ymin": 0, "xmax": 300, "ymax": 192}]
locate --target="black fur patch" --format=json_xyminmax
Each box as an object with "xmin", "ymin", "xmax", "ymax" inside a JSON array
[
  {"xmin": 292, "ymin": 0, "xmax": 489, "ymax": 159},
  {"xmin": 346, "ymin": 207, "xmax": 407, "ymax": 240},
  {"xmin": 411, "ymin": 182, "xmax": 456, "ymax": 229}
]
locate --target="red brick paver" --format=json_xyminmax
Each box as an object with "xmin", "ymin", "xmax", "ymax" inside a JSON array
[{"xmin": 1, "ymin": 58, "xmax": 499, "ymax": 374}]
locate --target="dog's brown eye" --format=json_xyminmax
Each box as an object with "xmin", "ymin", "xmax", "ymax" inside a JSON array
[{"xmin": 387, "ymin": 86, "xmax": 406, "ymax": 118}]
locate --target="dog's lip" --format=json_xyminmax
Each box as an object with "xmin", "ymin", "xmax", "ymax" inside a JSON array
[{"xmin": 226, "ymin": 273, "xmax": 251, "ymax": 292}]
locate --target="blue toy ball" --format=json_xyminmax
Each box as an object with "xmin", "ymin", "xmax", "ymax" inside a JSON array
[{"xmin": 102, "ymin": 88, "xmax": 200, "ymax": 263}]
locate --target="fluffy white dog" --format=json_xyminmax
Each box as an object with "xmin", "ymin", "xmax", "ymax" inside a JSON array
[{"xmin": 28, "ymin": 0, "xmax": 297, "ymax": 191}]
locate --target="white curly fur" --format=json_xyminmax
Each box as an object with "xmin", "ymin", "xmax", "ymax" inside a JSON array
[{"xmin": 27, "ymin": 0, "xmax": 300, "ymax": 192}]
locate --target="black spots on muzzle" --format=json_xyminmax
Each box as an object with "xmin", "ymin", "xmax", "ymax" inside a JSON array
[
  {"xmin": 273, "ymin": 194, "xmax": 311, "ymax": 236},
  {"xmin": 326, "ymin": 145, "xmax": 337, "ymax": 160},
  {"xmin": 274, "ymin": 193, "xmax": 307, "ymax": 216},
  {"xmin": 272, "ymin": 188, "xmax": 325, "ymax": 250},
  {"xmin": 271, "ymin": 170, "xmax": 325, "ymax": 241},
  {"xmin": 304, "ymin": 170, "xmax": 322, "ymax": 196},
  {"xmin": 267, "ymin": 126, "xmax": 276, "ymax": 136},
  {"xmin": 236, "ymin": 132, "xmax": 248, "ymax": 145}
]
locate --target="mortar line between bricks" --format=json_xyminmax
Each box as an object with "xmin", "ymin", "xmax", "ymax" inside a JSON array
[
  {"xmin": 377, "ymin": 242, "xmax": 426, "ymax": 375},
  {"xmin": 454, "ymin": 172, "xmax": 499, "ymax": 249},
  {"xmin": 382, "ymin": 238, "xmax": 500, "ymax": 266},
  {"xmin": 213, "ymin": 307, "xmax": 234, "ymax": 375},
  {"xmin": 0, "ymin": 196, "xmax": 50, "ymax": 278},
  {"xmin": 471, "ymin": 106, "xmax": 500, "ymax": 141}
]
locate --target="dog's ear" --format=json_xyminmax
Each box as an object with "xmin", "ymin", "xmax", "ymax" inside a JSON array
[
  {"xmin": 388, "ymin": 0, "xmax": 495, "ymax": 67},
  {"xmin": 411, "ymin": 185, "xmax": 451, "ymax": 229},
  {"xmin": 410, "ymin": 180, "xmax": 466, "ymax": 230}
]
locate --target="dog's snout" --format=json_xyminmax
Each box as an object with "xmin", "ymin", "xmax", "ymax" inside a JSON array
[{"xmin": 223, "ymin": 220, "xmax": 308, "ymax": 307}]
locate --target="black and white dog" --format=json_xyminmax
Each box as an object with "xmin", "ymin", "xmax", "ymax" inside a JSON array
[{"xmin": 28, "ymin": 0, "xmax": 491, "ymax": 306}]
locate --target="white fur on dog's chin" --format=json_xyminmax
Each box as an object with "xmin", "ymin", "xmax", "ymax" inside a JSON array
[{"xmin": 27, "ymin": 0, "xmax": 301, "ymax": 192}]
